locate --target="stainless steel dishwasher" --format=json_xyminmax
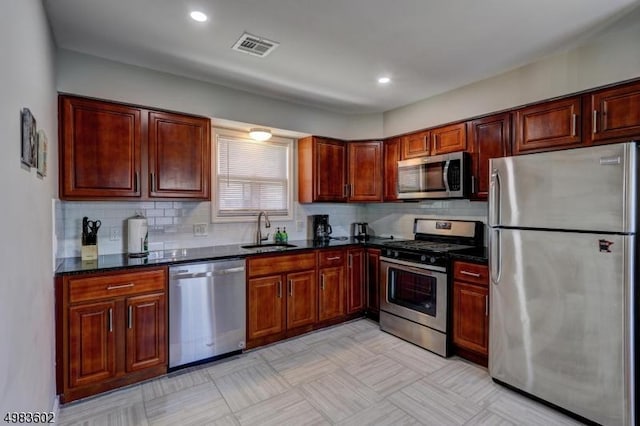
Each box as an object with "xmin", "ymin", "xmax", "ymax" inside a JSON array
[{"xmin": 169, "ymin": 258, "xmax": 246, "ymax": 369}]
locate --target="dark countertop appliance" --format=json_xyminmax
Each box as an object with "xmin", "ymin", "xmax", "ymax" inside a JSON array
[
  {"xmin": 352, "ymin": 222, "xmax": 369, "ymax": 241},
  {"xmin": 378, "ymin": 218, "xmax": 483, "ymax": 357},
  {"xmin": 311, "ymin": 214, "xmax": 332, "ymax": 242}
]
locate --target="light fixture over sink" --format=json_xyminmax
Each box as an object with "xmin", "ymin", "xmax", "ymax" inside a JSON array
[{"xmin": 249, "ymin": 128, "xmax": 272, "ymax": 141}]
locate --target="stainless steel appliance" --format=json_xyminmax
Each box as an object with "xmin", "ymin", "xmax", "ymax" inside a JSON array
[
  {"xmin": 169, "ymin": 258, "xmax": 246, "ymax": 369},
  {"xmin": 311, "ymin": 214, "xmax": 332, "ymax": 242},
  {"xmin": 489, "ymin": 142, "xmax": 637, "ymax": 425},
  {"xmin": 380, "ymin": 219, "xmax": 483, "ymax": 356},
  {"xmin": 397, "ymin": 151, "xmax": 471, "ymax": 199},
  {"xmin": 353, "ymin": 222, "xmax": 369, "ymax": 241}
]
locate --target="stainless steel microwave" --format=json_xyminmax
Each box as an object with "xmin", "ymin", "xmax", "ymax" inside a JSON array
[{"xmin": 397, "ymin": 151, "xmax": 470, "ymax": 199}]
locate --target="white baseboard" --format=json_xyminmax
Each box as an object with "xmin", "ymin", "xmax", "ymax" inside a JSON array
[{"xmin": 51, "ymin": 395, "xmax": 59, "ymax": 420}]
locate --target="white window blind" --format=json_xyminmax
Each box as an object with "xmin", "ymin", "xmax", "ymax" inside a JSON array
[{"xmin": 216, "ymin": 134, "xmax": 291, "ymax": 218}]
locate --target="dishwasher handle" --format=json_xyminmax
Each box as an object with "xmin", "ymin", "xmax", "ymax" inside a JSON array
[{"xmin": 171, "ymin": 266, "xmax": 245, "ymax": 280}]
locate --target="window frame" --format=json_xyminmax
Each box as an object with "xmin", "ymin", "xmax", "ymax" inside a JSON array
[{"xmin": 211, "ymin": 128, "xmax": 294, "ymax": 223}]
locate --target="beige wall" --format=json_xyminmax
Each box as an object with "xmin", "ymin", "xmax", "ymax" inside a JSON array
[
  {"xmin": 0, "ymin": 0, "xmax": 58, "ymax": 414},
  {"xmin": 383, "ymin": 6, "xmax": 640, "ymax": 137},
  {"xmin": 56, "ymin": 50, "xmax": 383, "ymax": 140}
]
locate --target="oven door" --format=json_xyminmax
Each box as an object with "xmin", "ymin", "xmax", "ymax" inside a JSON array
[{"xmin": 380, "ymin": 258, "xmax": 448, "ymax": 332}]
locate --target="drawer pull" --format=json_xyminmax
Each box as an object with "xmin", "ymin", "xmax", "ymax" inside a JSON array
[
  {"xmin": 460, "ymin": 270, "xmax": 481, "ymax": 278},
  {"xmin": 107, "ymin": 283, "xmax": 135, "ymax": 290},
  {"xmin": 326, "ymin": 256, "xmax": 341, "ymax": 261}
]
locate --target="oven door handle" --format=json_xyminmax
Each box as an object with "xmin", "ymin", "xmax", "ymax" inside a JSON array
[{"xmin": 380, "ymin": 258, "xmax": 446, "ymax": 273}]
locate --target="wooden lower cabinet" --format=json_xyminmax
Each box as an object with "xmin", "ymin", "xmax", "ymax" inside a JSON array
[
  {"xmin": 57, "ymin": 267, "xmax": 168, "ymax": 403},
  {"xmin": 286, "ymin": 271, "xmax": 317, "ymax": 329},
  {"xmin": 68, "ymin": 301, "xmax": 117, "ymax": 388},
  {"xmin": 318, "ymin": 266, "xmax": 345, "ymax": 321},
  {"xmin": 246, "ymin": 252, "xmax": 317, "ymax": 347},
  {"xmin": 248, "ymin": 275, "xmax": 285, "ymax": 340},
  {"xmin": 126, "ymin": 293, "xmax": 166, "ymax": 372},
  {"xmin": 365, "ymin": 248, "xmax": 380, "ymax": 319},
  {"xmin": 452, "ymin": 261, "xmax": 489, "ymax": 366},
  {"xmin": 346, "ymin": 248, "xmax": 365, "ymax": 314}
]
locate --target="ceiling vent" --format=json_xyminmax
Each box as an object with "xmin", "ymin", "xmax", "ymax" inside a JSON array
[{"xmin": 232, "ymin": 32, "xmax": 279, "ymax": 57}]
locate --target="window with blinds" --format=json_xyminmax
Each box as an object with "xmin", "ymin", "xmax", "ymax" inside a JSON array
[{"xmin": 214, "ymin": 130, "xmax": 293, "ymax": 220}]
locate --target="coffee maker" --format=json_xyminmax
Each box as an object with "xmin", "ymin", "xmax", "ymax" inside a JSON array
[{"xmin": 311, "ymin": 215, "xmax": 332, "ymax": 242}]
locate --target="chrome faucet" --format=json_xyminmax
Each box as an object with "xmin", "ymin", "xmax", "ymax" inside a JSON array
[{"xmin": 255, "ymin": 211, "xmax": 271, "ymax": 245}]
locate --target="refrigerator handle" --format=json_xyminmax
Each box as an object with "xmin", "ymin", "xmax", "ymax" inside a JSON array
[
  {"xmin": 489, "ymin": 169, "xmax": 500, "ymax": 226},
  {"xmin": 490, "ymin": 228, "xmax": 501, "ymax": 285}
]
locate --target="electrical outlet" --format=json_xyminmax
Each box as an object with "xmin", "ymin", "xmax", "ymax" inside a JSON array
[
  {"xmin": 109, "ymin": 226, "xmax": 121, "ymax": 241},
  {"xmin": 193, "ymin": 223, "xmax": 208, "ymax": 237}
]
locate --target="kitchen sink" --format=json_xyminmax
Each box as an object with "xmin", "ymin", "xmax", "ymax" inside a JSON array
[{"xmin": 241, "ymin": 243, "xmax": 297, "ymax": 249}]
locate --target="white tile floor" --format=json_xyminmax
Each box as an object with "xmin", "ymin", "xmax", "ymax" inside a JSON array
[{"xmin": 57, "ymin": 319, "xmax": 584, "ymax": 425}]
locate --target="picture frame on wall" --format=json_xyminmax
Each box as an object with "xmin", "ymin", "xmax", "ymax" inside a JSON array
[
  {"xmin": 21, "ymin": 108, "xmax": 37, "ymax": 167},
  {"xmin": 37, "ymin": 129, "xmax": 47, "ymax": 177}
]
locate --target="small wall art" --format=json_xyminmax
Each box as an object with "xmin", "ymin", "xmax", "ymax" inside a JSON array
[
  {"xmin": 21, "ymin": 108, "xmax": 37, "ymax": 167},
  {"xmin": 37, "ymin": 129, "xmax": 47, "ymax": 177}
]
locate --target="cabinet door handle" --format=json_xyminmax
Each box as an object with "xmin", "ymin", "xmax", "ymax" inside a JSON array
[
  {"xmin": 127, "ymin": 305, "xmax": 133, "ymax": 329},
  {"xmin": 107, "ymin": 283, "xmax": 134, "ymax": 290},
  {"xmin": 485, "ymin": 295, "xmax": 489, "ymax": 317},
  {"xmin": 277, "ymin": 281, "xmax": 282, "ymax": 298},
  {"xmin": 593, "ymin": 110, "xmax": 598, "ymax": 133},
  {"xmin": 150, "ymin": 173, "xmax": 155, "ymax": 192},
  {"xmin": 348, "ymin": 254, "xmax": 352, "ymax": 268},
  {"xmin": 134, "ymin": 172, "xmax": 138, "ymax": 192},
  {"xmin": 471, "ymin": 175, "xmax": 476, "ymax": 194},
  {"xmin": 571, "ymin": 113, "xmax": 577, "ymax": 136},
  {"xmin": 320, "ymin": 274, "xmax": 325, "ymax": 290},
  {"xmin": 460, "ymin": 270, "xmax": 481, "ymax": 278},
  {"xmin": 288, "ymin": 279, "xmax": 293, "ymax": 297},
  {"xmin": 326, "ymin": 256, "xmax": 341, "ymax": 261},
  {"xmin": 108, "ymin": 308, "xmax": 113, "ymax": 332},
  {"xmin": 343, "ymin": 184, "xmax": 348, "ymax": 198}
]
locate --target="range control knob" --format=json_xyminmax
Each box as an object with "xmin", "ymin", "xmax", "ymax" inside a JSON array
[
  {"xmin": 386, "ymin": 249, "xmax": 393, "ymax": 257},
  {"xmin": 430, "ymin": 256, "xmax": 437, "ymax": 264},
  {"xmin": 393, "ymin": 251, "xmax": 399, "ymax": 258},
  {"xmin": 420, "ymin": 255, "xmax": 427, "ymax": 262}
]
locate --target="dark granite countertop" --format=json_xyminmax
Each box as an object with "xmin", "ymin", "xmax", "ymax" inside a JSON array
[
  {"xmin": 55, "ymin": 237, "xmax": 398, "ymax": 275},
  {"xmin": 448, "ymin": 246, "xmax": 489, "ymax": 264}
]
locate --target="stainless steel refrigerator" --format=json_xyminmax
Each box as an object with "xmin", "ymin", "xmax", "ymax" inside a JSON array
[{"xmin": 488, "ymin": 142, "xmax": 636, "ymax": 425}]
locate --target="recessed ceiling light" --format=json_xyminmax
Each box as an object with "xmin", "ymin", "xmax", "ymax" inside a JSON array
[
  {"xmin": 190, "ymin": 11, "xmax": 208, "ymax": 22},
  {"xmin": 378, "ymin": 76, "xmax": 391, "ymax": 84}
]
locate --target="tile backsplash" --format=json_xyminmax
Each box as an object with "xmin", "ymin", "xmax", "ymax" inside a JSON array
[
  {"xmin": 56, "ymin": 199, "xmax": 487, "ymax": 258},
  {"xmin": 56, "ymin": 200, "xmax": 365, "ymax": 258}
]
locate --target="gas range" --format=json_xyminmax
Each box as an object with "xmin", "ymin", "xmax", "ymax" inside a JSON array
[
  {"xmin": 379, "ymin": 218, "xmax": 484, "ymax": 357},
  {"xmin": 379, "ymin": 219, "xmax": 484, "ymax": 268}
]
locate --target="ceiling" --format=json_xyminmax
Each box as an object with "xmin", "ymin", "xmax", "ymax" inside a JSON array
[{"xmin": 44, "ymin": 0, "xmax": 639, "ymax": 114}]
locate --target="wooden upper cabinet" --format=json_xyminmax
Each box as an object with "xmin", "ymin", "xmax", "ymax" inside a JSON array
[
  {"xmin": 383, "ymin": 138, "xmax": 401, "ymax": 201},
  {"xmin": 401, "ymin": 131, "xmax": 430, "ymax": 159},
  {"xmin": 431, "ymin": 122, "xmax": 467, "ymax": 155},
  {"xmin": 468, "ymin": 113, "xmax": 512, "ymax": 200},
  {"xmin": 60, "ymin": 96, "xmax": 142, "ymax": 199},
  {"xmin": 148, "ymin": 112, "xmax": 210, "ymax": 199},
  {"xmin": 59, "ymin": 95, "xmax": 210, "ymax": 200},
  {"xmin": 298, "ymin": 136, "xmax": 347, "ymax": 203},
  {"xmin": 586, "ymin": 80, "xmax": 640, "ymax": 144},
  {"xmin": 514, "ymin": 96, "xmax": 583, "ymax": 154},
  {"xmin": 348, "ymin": 141, "xmax": 383, "ymax": 202}
]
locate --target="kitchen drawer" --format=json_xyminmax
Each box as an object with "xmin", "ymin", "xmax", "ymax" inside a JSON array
[
  {"xmin": 318, "ymin": 249, "xmax": 346, "ymax": 268},
  {"xmin": 248, "ymin": 252, "xmax": 316, "ymax": 277},
  {"xmin": 453, "ymin": 261, "xmax": 488, "ymax": 286},
  {"xmin": 68, "ymin": 268, "xmax": 167, "ymax": 303}
]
